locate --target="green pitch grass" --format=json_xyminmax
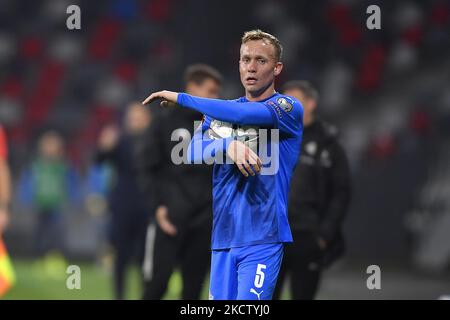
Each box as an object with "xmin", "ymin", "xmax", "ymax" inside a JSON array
[
  {"xmin": 2, "ymin": 258, "xmax": 290, "ymax": 300},
  {"xmin": 2, "ymin": 258, "xmax": 208, "ymax": 300}
]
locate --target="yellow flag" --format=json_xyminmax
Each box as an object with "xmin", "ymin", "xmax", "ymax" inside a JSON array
[{"xmin": 0, "ymin": 238, "xmax": 16, "ymax": 297}]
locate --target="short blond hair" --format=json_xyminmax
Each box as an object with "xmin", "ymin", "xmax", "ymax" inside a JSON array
[{"xmin": 241, "ymin": 29, "xmax": 283, "ymax": 61}]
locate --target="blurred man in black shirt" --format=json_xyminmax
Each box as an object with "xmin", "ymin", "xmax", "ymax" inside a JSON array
[
  {"xmin": 141, "ymin": 64, "xmax": 222, "ymax": 299},
  {"xmin": 274, "ymin": 80, "xmax": 351, "ymax": 300},
  {"xmin": 95, "ymin": 102, "xmax": 152, "ymax": 300}
]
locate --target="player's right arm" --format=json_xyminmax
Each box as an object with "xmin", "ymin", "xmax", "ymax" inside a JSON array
[
  {"xmin": 187, "ymin": 117, "xmax": 231, "ymax": 164},
  {"xmin": 187, "ymin": 117, "xmax": 261, "ymax": 176}
]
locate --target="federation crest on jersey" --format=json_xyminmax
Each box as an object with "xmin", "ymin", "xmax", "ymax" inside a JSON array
[{"xmin": 277, "ymin": 97, "xmax": 293, "ymax": 113}]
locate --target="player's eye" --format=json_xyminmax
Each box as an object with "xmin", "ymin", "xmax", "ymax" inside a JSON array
[
  {"xmin": 258, "ymin": 59, "xmax": 266, "ymax": 64},
  {"xmin": 242, "ymin": 57, "xmax": 250, "ymax": 63}
]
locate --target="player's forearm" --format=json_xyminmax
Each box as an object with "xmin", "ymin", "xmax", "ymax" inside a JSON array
[
  {"xmin": 187, "ymin": 128, "xmax": 232, "ymax": 164},
  {"xmin": 177, "ymin": 93, "xmax": 273, "ymax": 126}
]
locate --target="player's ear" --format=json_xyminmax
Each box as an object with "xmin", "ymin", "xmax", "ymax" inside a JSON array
[{"xmin": 274, "ymin": 62, "xmax": 283, "ymax": 76}]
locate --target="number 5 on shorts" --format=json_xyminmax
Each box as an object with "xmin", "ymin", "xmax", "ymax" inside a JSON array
[{"xmin": 254, "ymin": 264, "xmax": 267, "ymax": 288}]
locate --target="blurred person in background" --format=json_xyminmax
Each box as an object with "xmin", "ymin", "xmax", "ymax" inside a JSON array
[
  {"xmin": 0, "ymin": 125, "xmax": 12, "ymax": 238},
  {"xmin": 84, "ymin": 155, "xmax": 115, "ymax": 271},
  {"xmin": 19, "ymin": 130, "xmax": 79, "ymax": 274},
  {"xmin": 141, "ymin": 64, "xmax": 222, "ymax": 300},
  {"xmin": 94, "ymin": 102, "xmax": 152, "ymax": 300},
  {"xmin": 273, "ymin": 81, "xmax": 351, "ymax": 300}
]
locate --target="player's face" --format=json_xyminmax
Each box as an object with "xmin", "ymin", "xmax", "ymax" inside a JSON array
[
  {"xmin": 187, "ymin": 78, "xmax": 221, "ymax": 99},
  {"xmin": 239, "ymin": 40, "xmax": 282, "ymax": 98}
]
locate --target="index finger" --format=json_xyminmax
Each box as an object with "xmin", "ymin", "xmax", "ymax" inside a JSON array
[
  {"xmin": 251, "ymin": 157, "xmax": 261, "ymax": 173},
  {"xmin": 142, "ymin": 92, "xmax": 159, "ymax": 105},
  {"xmin": 257, "ymin": 157, "xmax": 262, "ymax": 169},
  {"xmin": 249, "ymin": 154, "xmax": 261, "ymax": 174}
]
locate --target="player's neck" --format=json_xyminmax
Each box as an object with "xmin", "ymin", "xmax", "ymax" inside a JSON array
[{"xmin": 245, "ymin": 84, "xmax": 276, "ymax": 102}]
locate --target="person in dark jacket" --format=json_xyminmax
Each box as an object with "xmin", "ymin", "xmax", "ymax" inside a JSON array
[
  {"xmin": 273, "ymin": 80, "xmax": 351, "ymax": 300},
  {"xmin": 95, "ymin": 102, "xmax": 152, "ymax": 300},
  {"xmin": 141, "ymin": 64, "xmax": 223, "ymax": 300}
]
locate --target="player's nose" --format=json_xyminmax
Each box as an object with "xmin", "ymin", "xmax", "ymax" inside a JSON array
[{"xmin": 247, "ymin": 62, "xmax": 257, "ymax": 72}]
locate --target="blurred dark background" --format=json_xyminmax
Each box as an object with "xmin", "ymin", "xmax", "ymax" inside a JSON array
[{"xmin": 1, "ymin": 0, "xmax": 450, "ymax": 299}]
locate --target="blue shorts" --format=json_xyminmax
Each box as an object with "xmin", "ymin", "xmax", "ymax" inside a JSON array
[{"xmin": 209, "ymin": 243, "xmax": 284, "ymax": 300}]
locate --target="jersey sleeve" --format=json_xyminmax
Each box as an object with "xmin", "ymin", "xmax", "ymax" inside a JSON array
[
  {"xmin": 187, "ymin": 116, "xmax": 233, "ymax": 164},
  {"xmin": 262, "ymin": 95, "xmax": 303, "ymax": 137},
  {"xmin": 177, "ymin": 93, "xmax": 273, "ymax": 126}
]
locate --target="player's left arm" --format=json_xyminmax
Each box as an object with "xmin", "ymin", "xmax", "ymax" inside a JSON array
[
  {"xmin": 142, "ymin": 91, "xmax": 302, "ymax": 136},
  {"xmin": 143, "ymin": 90, "xmax": 273, "ymax": 126},
  {"xmin": 318, "ymin": 141, "xmax": 352, "ymax": 245}
]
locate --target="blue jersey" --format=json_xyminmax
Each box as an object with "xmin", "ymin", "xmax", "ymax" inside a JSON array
[{"xmin": 178, "ymin": 92, "xmax": 303, "ymax": 249}]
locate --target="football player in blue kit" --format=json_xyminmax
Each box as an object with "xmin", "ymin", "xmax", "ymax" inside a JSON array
[{"xmin": 143, "ymin": 30, "xmax": 303, "ymax": 300}]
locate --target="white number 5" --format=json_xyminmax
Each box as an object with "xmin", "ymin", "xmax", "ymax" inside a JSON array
[{"xmin": 254, "ymin": 264, "xmax": 266, "ymax": 288}]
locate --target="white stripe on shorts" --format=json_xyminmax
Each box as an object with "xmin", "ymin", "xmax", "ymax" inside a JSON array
[{"xmin": 142, "ymin": 223, "xmax": 156, "ymax": 281}]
